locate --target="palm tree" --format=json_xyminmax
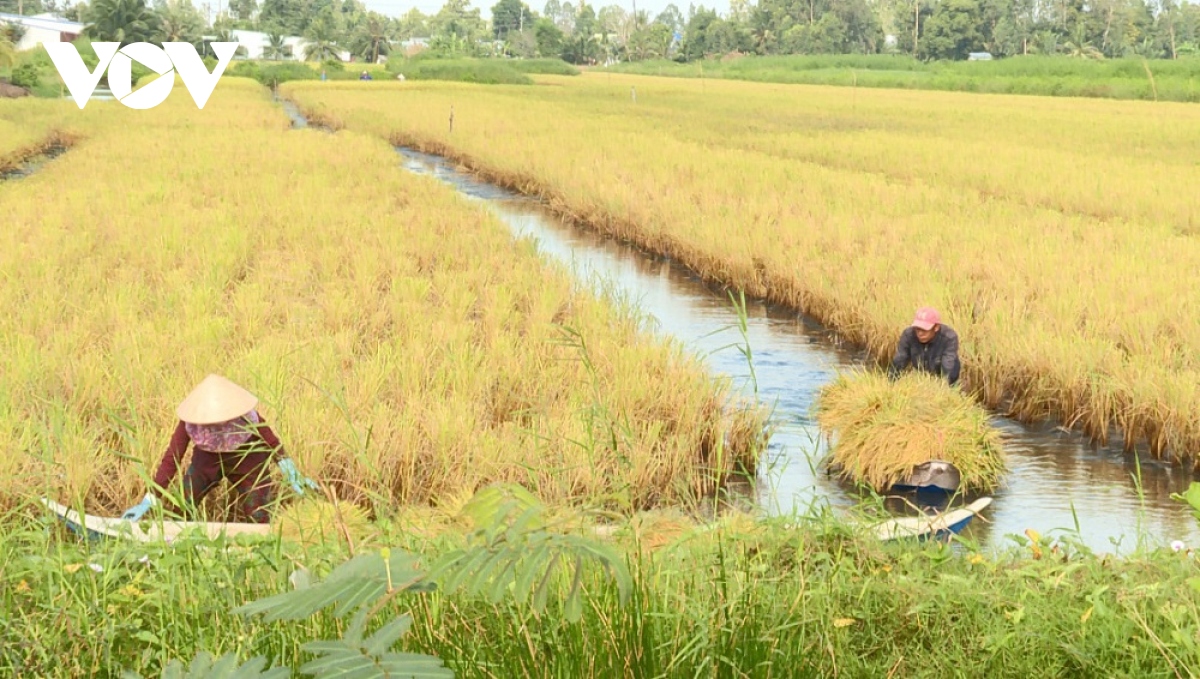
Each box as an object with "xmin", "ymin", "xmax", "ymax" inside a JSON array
[
  {"xmin": 265, "ymin": 29, "xmax": 287, "ymax": 60},
  {"xmin": 154, "ymin": 0, "xmax": 205, "ymax": 46},
  {"xmin": 351, "ymin": 14, "xmax": 390, "ymax": 63},
  {"xmin": 1, "ymin": 21, "xmax": 25, "ymax": 54},
  {"xmin": 302, "ymin": 16, "xmax": 341, "ymax": 61},
  {"xmin": 84, "ymin": 0, "xmax": 160, "ymax": 46}
]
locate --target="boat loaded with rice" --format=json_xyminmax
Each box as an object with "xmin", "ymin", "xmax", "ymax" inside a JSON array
[{"xmin": 815, "ymin": 370, "xmax": 1007, "ymax": 495}]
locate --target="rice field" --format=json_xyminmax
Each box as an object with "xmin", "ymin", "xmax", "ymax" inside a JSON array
[
  {"xmin": 281, "ymin": 73, "xmax": 1200, "ymax": 466},
  {"xmin": 7, "ymin": 70, "xmax": 1200, "ymax": 679},
  {"xmin": 0, "ymin": 78, "xmax": 766, "ymax": 518},
  {"xmin": 0, "ymin": 99, "xmax": 78, "ymax": 173}
]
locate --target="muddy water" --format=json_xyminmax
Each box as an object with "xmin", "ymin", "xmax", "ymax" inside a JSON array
[
  {"xmin": 0, "ymin": 146, "xmax": 68, "ymax": 182},
  {"xmin": 282, "ymin": 101, "xmax": 1200, "ymax": 555}
]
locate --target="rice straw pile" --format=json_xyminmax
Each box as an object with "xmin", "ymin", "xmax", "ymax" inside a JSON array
[{"xmin": 815, "ymin": 370, "xmax": 1007, "ymax": 493}]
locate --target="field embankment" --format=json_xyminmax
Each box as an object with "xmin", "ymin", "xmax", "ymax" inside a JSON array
[
  {"xmin": 0, "ymin": 100, "xmax": 80, "ymax": 175},
  {"xmin": 0, "ymin": 77, "xmax": 765, "ymax": 516},
  {"xmin": 283, "ymin": 74, "xmax": 1200, "ymax": 465},
  {"xmin": 605, "ymin": 54, "xmax": 1200, "ymax": 103}
]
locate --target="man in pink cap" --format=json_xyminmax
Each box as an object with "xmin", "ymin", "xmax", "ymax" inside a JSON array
[{"xmin": 888, "ymin": 307, "xmax": 960, "ymax": 386}]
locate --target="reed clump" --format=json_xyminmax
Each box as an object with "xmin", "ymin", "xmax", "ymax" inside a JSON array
[{"xmin": 815, "ymin": 370, "xmax": 1007, "ymax": 493}]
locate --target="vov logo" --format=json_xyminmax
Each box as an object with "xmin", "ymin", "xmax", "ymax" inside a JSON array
[{"xmin": 45, "ymin": 42, "xmax": 238, "ymax": 110}]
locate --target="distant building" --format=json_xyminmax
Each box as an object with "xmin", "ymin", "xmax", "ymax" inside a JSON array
[
  {"xmin": 967, "ymin": 52, "xmax": 994, "ymax": 61},
  {"xmin": 0, "ymin": 12, "xmax": 85, "ymax": 51},
  {"xmin": 227, "ymin": 29, "xmax": 351, "ymax": 62}
]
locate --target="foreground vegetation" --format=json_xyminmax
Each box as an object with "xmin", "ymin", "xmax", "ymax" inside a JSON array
[
  {"xmin": 283, "ymin": 73, "xmax": 1200, "ymax": 467},
  {"xmin": 0, "ymin": 78, "xmax": 763, "ymax": 516},
  {"xmin": 607, "ymin": 54, "xmax": 1200, "ymax": 103},
  {"xmin": 5, "ymin": 487, "xmax": 1200, "ymax": 677}
]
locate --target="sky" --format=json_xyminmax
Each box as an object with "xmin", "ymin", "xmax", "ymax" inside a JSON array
[{"xmin": 357, "ymin": 0, "xmax": 731, "ymax": 21}]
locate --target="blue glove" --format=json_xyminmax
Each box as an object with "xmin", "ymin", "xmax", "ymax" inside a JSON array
[
  {"xmin": 121, "ymin": 493, "xmax": 158, "ymax": 521},
  {"xmin": 278, "ymin": 458, "xmax": 318, "ymax": 495}
]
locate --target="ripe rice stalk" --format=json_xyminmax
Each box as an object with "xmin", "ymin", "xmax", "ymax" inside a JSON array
[
  {"xmin": 272, "ymin": 495, "xmax": 373, "ymax": 549},
  {"xmin": 0, "ymin": 79, "xmax": 767, "ymax": 516},
  {"xmin": 279, "ymin": 76, "xmax": 1200, "ymax": 464},
  {"xmin": 815, "ymin": 370, "xmax": 1007, "ymax": 493}
]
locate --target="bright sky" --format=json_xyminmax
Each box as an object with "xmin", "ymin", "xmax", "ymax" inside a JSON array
[{"xmin": 358, "ymin": 0, "xmax": 731, "ymax": 21}]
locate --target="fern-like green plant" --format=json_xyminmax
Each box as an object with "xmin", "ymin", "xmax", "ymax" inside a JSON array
[
  {"xmin": 131, "ymin": 488, "xmax": 632, "ymax": 678},
  {"xmin": 425, "ymin": 497, "xmax": 632, "ymax": 622},
  {"xmin": 121, "ymin": 652, "xmax": 290, "ymax": 679}
]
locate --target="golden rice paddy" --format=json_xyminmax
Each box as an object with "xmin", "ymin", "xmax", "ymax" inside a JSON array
[
  {"xmin": 0, "ymin": 78, "xmax": 765, "ymax": 519},
  {"xmin": 282, "ymin": 73, "xmax": 1200, "ymax": 466}
]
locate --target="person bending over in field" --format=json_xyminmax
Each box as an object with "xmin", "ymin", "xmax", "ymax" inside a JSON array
[
  {"xmin": 888, "ymin": 307, "xmax": 961, "ymax": 386},
  {"xmin": 121, "ymin": 374, "xmax": 318, "ymax": 524}
]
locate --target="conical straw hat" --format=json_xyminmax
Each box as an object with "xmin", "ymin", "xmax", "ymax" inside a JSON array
[{"xmin": 176, "ymin": 374, "xmax": 259, "ymax": 425}]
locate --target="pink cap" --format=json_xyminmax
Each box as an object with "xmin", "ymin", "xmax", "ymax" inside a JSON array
[{"xmin": 912, "ymin": 307, "xmax": 940, "ymax": 331}]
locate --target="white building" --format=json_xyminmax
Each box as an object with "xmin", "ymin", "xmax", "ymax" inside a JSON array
[
  {"xmin": 228, "ymin": 29, "xmax": 350, "ymax": 62},
  {"xmin": 0, "ymin": 12, "xmax": 85, "ymax": 51}
]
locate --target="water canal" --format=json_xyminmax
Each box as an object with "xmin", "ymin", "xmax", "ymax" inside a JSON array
[{"xmin": 282, "ymin": 99, "xmax": 1200, "ymax": 555}]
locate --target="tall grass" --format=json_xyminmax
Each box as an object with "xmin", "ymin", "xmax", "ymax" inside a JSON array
[
  {"xmin": 0, "ymin": 77, "xmax": 766, "ymax": 517},
  {"xmin": 5, "ymin": 494, "xmax": 1200, "ymax": 677},
  {"xmin": 389, "ymin": 58, "xmax": 534, "ymax": 85},
  {"xmin": 609, "ymin": 54, "xmax": 1200, "ymax": 103},
  {"xmin": 506, "ymin": 58, "xmax": 581, "ymax": 76},
  {"xmin": 281, "ymin": 75, "xmax": 1200, "ymax": 468}
]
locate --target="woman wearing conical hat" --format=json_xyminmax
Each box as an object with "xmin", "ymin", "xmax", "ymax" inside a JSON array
[{"xmin": 121, "ymin": 374, "xmax": 317, "ymax": 524}]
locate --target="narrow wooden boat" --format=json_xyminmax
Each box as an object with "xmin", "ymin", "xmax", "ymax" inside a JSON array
[
  {"xmin": 41, "ymin": 497, "xmax": 273, "ymax": 544},
  {"xmin": 872, "ymin": 497, "xmax": 992, "ymax": 542}
]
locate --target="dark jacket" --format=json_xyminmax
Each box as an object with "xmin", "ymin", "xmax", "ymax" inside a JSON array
[
  {"xmin": 152, "ymin": 419, "xmax": 286, "ymax": 490},
  {"xmin": 889, "ymin": 325, "xmax": 961, "ymax": 385}
]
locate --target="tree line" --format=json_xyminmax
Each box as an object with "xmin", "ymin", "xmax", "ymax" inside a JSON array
[{"xmin": 2, "ymin": 0, "xmax": 1197, "ymax": 64}]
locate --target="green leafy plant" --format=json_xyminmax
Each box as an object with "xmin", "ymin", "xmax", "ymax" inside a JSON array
[
  {"xmin": 9, "ymin": 62, "xmax": 41, "ymax": 90},
  {"xmin": 122, "ymin": 653, "xmax": 290, "ymax": 679},
  {"xmin": 125, "ymin": 489, "xmax": 630, "ymax": 678},
  {"xmin": 425, "ymin": 495, "xmax": 632, "ymax": 623},
  {"xmin": 1171, "ymin": 482, "xmax": 1200, "ymax": 523}
]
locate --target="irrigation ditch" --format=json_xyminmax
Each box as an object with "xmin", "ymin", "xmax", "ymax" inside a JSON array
[
  {"xmin": 0, "ymin": 135, "xmax": 74, "ymax": 182},
  {"xmin": 277, "ymin": 96, "xmax": 1200, "ymax": 554}
]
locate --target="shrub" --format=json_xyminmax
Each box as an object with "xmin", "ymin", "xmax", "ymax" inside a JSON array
[{"xmin": 9, "ymin": 62, "xmax": 39, "ymax": 90}]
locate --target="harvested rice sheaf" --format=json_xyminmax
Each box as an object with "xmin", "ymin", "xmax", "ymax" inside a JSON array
[{"xmin": 815, "ymin": 370, "xmax": 1007, "ymax": 493}]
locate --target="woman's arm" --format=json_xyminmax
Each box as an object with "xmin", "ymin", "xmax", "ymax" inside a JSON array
[{"xmin": 151, "ymin": 421, "xmax": 192, "ymax": 492}]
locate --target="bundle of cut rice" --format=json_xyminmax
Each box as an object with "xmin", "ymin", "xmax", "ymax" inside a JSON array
[{"xmin": 815, "ymin": 370, "xmax": 1006, "ymax": 493}]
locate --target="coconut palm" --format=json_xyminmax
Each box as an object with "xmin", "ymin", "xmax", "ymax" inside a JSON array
[
  {"xmin": 153, "ymin": 0, "xmax": 205, "ymax": 45},
  {"xmin": 302, "ymin": 14, "xmax": 341, "ymax": 61},
  {"xmin": 265, "ymin": 29, "xmax": 287, "ymax": 59},
  {"xmin": 350, "ymin": 13, "xmax": 391, "ymax": 63},
  {"xmin": 84, "ymin": 0, "xmax": 160, "ymax": 46},
  {"xmin": 1062, "ymin": 24, "xmax": 1103, "ymax": 58}
]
